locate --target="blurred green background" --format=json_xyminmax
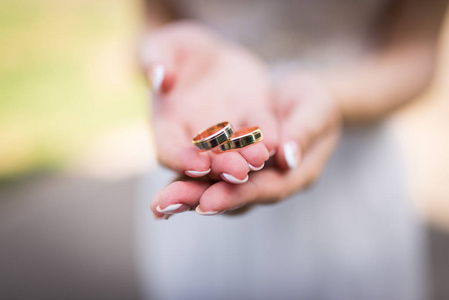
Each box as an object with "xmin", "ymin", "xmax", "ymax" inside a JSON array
[{"xmin": 0, "ymin": 0, "xmax": 147, "ymax": 179}]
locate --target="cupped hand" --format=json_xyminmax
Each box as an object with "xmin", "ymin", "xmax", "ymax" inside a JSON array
[
  {"xmin": 141, "ymin": 22, "xmax": 279, "ymax": 217},
  {"xmin": 152, "ymin": 72, "xmax": 342, "ymax": 218}
]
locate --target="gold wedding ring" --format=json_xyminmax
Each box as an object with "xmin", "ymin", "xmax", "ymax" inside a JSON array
[
  {"xmin": 214, "ymin": 126, "xmax": 263, "ymax": 151},
  {"xmin": 192, "ymin": 121, "xmax": 235, "ymax": 151}
]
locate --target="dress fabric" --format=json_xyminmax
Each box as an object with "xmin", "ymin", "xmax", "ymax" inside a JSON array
[
  {"xmin": 165, "ymin": 0, "xmax": 388, "ymax": 66},
  {"xmin": 136, "ymin": 125, "xmax": 428, "ymax": 300},
  {"xmin": 136, "ymin": 1, "xmax": 429, "ymax": 299}
]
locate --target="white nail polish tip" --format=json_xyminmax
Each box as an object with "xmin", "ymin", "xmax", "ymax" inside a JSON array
[
  {"xmin": 220, "ymin": 173, "xmax": 249, "ymax": 184},
  {"xmin": 249, "ymin": 163, "xmax": 264, "ymax": 171},
  {"xmin": 195, "ymin": 206, "xmax": 223, "ymax": 216},
  {"xmin": 185, "ymin": 169, "xmax": 211, "ymax": 177},
  {"xmin": 269, "ymin": 149, "xmax": 277, "ymax": 157},
  {"xmin": 156, "ymin": 203, "xmax": 183, "ymax": 213},
  {"xmin": 284, "ymin": 141, "xmax": 298, "ymax": 169},
  {"xmin": 154, "ymin": 214, "xmax": 169, "ymax": 220},
  {"xmin": 152, "ymin": 65, "xmax": 165, "ymax": 93}
]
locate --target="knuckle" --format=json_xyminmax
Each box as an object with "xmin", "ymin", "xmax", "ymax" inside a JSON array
[{"xmin": 304, "ymin": 167, "xmax": 322, "ymax": 188}]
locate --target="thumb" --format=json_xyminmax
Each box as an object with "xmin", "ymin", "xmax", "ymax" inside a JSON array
[
  {"xmin": 139, "ymin": 22, "xmax": 223, "ymax": 95},
  {"xmin": 139, "ymin": 31, "xmax": 176, "ymax": 94},
  {"xmin": 275, "ymin": 84, "xmax": 339, "ymax": 171},
  {"xmin": 146, "ymin": 63, "xmax": 175, "ymax": 95}
]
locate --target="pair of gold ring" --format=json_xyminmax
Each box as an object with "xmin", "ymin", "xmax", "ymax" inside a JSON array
[{"xmin": 192, "ymin": 122, "xmax": 263, "ymax": 152}]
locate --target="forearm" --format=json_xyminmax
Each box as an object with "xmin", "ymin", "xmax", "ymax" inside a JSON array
[
  {"xmin": 323, "ymin": 42, "xmax": 437, "ymax": 122},
  {"xmin": 323, "ymin": 0, "xmax": 447, "ymax": 122}
]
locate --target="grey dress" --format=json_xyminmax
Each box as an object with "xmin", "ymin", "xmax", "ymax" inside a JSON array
[{"xmin": 136, "ymin": 1, "xmax": 429, "ymax": 299}]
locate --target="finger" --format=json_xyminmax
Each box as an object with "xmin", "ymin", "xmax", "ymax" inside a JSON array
[
  {"xmin": 154, "ymin": 120, "xmax": 211, "ymax": 177},
  {"xmin": 197, "ymin": 130, "xmax": 339, "ymax": 215},
  {"xmin": 210, "ymin": 152, "xmax": 250, "ymax": 184},
  {"xmin": 154, "ymin": 180, "xmax": 211, "ymax": 215},
  {"xmin": 140, "ymin": 27, "xmax": 176, "ymax": 70},
  {"xmin": 276, "ymin": 139, "xmax": 302, "ymax": 171},
  {"xmin": 150, "ymin": 189, "xmax": 169, "ymax": 220},
  {"xmin": 147, "ymin": 63, "xmax": 175, "ymax": 95},
  {"xmin": 235, "ymin": 111, "xmax": 279, "ymax": 170},
  {"xmin": 276, "ymin": 98, "xmax": 339, "ymax": 171},
  {"xmin": 196, "ymin": 169, "xmax": 287, "ymax": 214},
  {"xmin": 292, "ymin": 128, "xmax": 340, "ymax": 188},
  {"xmin": 140, "ymin": 30, "xmax": 177, "ymax": 95},
  {"xmin": 237, "ymin": 142, "xmax": 269, "ymax": 171},
  {"xmin": 140, "ymin": 23, "xmax": 222, "ymax": 94},
  {"xmin": 157, "ymin": 145, "xmax": 211, "ymax": 178},
  {"xmin": 247, "ymin": 112, "xmax": 280, "ymax": 157}
]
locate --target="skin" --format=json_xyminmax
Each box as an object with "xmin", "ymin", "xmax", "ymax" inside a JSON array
[
  {"xmin": 141, "ymin": 0, "xmax": 448, "ymax": 219},
  {"xmin": 144, "ymin": 23, "xmax": 276, "ymax": 181}
]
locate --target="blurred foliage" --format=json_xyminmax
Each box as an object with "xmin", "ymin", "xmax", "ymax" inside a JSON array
[{"xmin": 0, "ymin": 0, "xmax": 147, "ymax": 179}]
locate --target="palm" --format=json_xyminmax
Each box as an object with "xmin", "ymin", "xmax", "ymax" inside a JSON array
[
  {"xmin": 153, "ymin": 32, "xmax": 273, "ymax": 149},
  {"xmin": 147, "ymin": 23, "xmax": 277, "ymax": 188}
]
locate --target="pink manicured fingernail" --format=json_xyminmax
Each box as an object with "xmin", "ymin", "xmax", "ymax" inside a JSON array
[
  {"xmin": 220, "ymin": 173, "xmax": 249, "ymax": 184},
  {"xmin": 195, "ymin": 206, "xmax": 225, "ymax": 216},
  {"xmin": 156, "ymin": 203, "xmax": 190, "ymax": 214},
  {"xmin": 283, "ymin": 141, "xmax": 300, "ymax": 169},
  {"xmin": 148, "ymin": 64, "xmax": 165, "ymax": 94},
  {"xmin": 248, "ymin": 163, "xmax": 264, "ymax": 171},
  {"xmin": 185, "ymin": 168, "xmax": 211, "ymax": 177}
]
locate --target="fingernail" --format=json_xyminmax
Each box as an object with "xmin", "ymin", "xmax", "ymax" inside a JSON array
[
  {"xmin": 149, "ymin": 64, "xmax": 165, "ymax": 94},
  {"xmin": 220, "ymin": 173, "xmax": 249, "ymax": 184},
  {"xmin": 154, "ymin": 214, "xmax": 170, "ymax": 220},
  {"xmin": 157, "ymin": 203, "xmax": 190, "ymax": 214},
  {"xmin": 195, "ymin": 206, "xmax": 225, "ymax": 216},
  {"xmin": 185, "ymin": 168, "xmax": 211, "ymax": 177},
  {"xmin": 283, "ymin": 141, "xmax": 299, "ymax": 169},
  {"xmin": 269, "ymin": 149, "xmax": 277, "ymax": 157},
  {"xmin": 249, "ymin": 163, "xmax": 264, "ymax": 171}
]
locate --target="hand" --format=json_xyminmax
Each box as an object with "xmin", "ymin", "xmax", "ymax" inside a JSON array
[
  {"xmin": 152, "ymin": 72, "xmax": 342, "ymax": 218},
  {"xmin": 142, "ymin": 22, "xmax": 279, "ymax": 217}
]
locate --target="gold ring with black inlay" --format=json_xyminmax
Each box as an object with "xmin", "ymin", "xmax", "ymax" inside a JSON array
[
  {"xmin": 192, "ymin": 121, "xmax": 234, "ymax": 151},
  {"xmin": 214, "ymin": 126, "xmax": 263, "ymax": 152}
]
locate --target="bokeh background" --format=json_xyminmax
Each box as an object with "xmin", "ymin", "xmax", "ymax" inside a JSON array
[
  {"xmin": 0, "ymin": 0, "xmax": 448, "ymax": 299},
  {"xmin": 0, "ymin": 0, "xmax": 151, "ymax": 180}
]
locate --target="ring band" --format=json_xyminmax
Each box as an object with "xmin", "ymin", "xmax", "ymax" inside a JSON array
[
  {"xmin": 215, "ymin": 126, "xmax": 263, "ymax": 151},
  {"xmin": 192, "ymin": 121, "xmax": 234, "ymax": 151}
]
